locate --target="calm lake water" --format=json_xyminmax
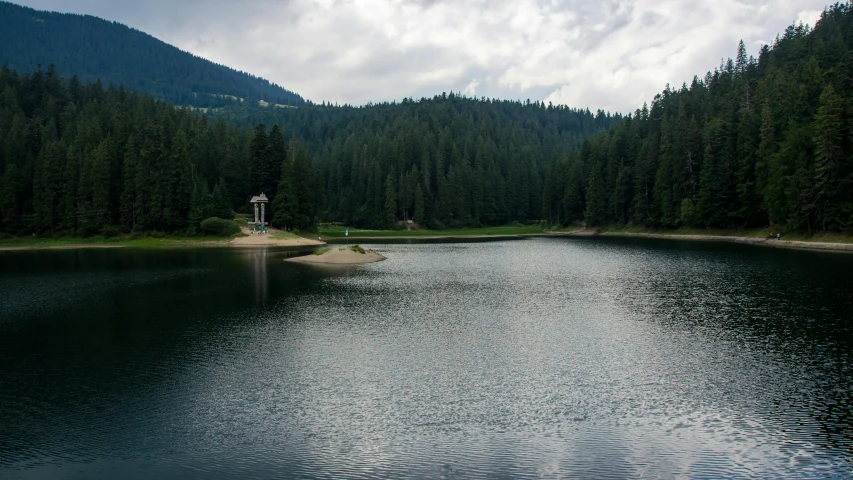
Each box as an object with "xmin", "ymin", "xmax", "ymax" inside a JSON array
[{"xmin": 1, "ymin": 237, "xmax": 852, "ymax": 478}]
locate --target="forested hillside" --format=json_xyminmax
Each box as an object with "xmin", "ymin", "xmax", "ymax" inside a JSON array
[
  {"xmin": 0, "ymin": 65, "xmax": 320, "ymax": 235},
  {"xmin": 543, "ymin": 3, "xmax": 853, "ymax": 233},
  {"xmin": 217, "ymin": 97, "xmax": 612, "ymax": 228},
  {"xmin": 2, "ymin": 3, "xmax": 851, "ymax": 238},
  {"xmin": 0, "ymin": 64, "xmax": 606, "ymax": 236},
  {"xmin": 0, "ymin": 1, "xmax": 303, "ymax": 108}
]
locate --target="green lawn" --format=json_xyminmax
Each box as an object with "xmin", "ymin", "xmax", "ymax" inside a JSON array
[
  {"xmin": 270, "ymin": 230, "xmax": 306, "ymax": 240},
  {"xmin": 315, "ymin": 225, "xmax": 546, "ymax": 238}
]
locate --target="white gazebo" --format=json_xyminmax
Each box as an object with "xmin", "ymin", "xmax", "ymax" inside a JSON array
[{"xmin": 248, "ymin": 193, "xmax": 269, "ymax": 233}]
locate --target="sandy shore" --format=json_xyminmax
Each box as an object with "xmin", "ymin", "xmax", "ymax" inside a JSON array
[
  {"xmin": 228, "ymin": 227, "xmax": 325, "ymax": 247},
  {"xmin": 550, "ymin": 230, "xmax": 853, "ymax": 253},
  {"xmin": 287, "ymin": 247, "xmax": 386, "ymax": 264}
]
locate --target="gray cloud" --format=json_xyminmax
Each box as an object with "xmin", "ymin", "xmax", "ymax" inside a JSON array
[{"xmin": 12, "ymin": 0, "xmax": 828, "ymax": 112}]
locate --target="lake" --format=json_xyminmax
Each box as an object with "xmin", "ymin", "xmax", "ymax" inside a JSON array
[{"xmin": 1, "ymin": 237, "xmax": 852, "ymax": 478}]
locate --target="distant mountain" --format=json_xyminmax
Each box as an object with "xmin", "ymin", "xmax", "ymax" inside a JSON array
[{"xmin": 0, "ymin": 1, "xmax": 304, "ymax": 107}]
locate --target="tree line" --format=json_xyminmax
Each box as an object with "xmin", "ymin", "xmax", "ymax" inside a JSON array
[
  {"xmin": 0, "ymin": 64, "xmax": 319, "ymax": 236},
  {"xmin": 543, "ymin": 4, "xmax": 853, "ymax": 233},
  {"xmin": 214, "ymin": 94, "xmax": 612, "ymax": 229},
  {"xmin": 0, "ymin": 64, "xmax": 610, "ymax": 235},
  {"xmin": 2, "ymin": 4, "xmax": 851, "ymax": 237}
]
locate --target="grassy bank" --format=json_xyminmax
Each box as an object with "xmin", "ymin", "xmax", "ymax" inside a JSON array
[
  {"xmin": 6, "ymin": 223, "xmax": 851, "ymax": 251},
  {"xmin": 269, "ymin": 230, "xmax": 305, "ymax": 241},
  {"xmin": 316, "ymin": 225, "xmax": 546, "ymax": 238},
  {"xmin": 0, "ymin": 234, "xmax": 238, "ymax": 250},
  {"xmin": 582, "ymin": 225, "xmax": 853, "ymax": 244}
]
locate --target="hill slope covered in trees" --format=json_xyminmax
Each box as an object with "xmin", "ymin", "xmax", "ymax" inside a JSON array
[
  {"xmin": 543, "ymin": 3, "xmax": 853, "ymax": 234},
  {"xmin": 0, "ymin": 65, "xmax": 320, "ymax": 235},
  {"xmin": 2, "ymin": 4, "xmax": 852, "ymax": 238},
  {"xmin": 0, "ymin": 66, "xmax": 607, "ymax": 235},
  {"xmin": 0, "ymin": 1, "xmax": 303, "ymax": 108},
  {"xmin": 219, "ymin": 97, "xmax": 613, "ymax": 228}
]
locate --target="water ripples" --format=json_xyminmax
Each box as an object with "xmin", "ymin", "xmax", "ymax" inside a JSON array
[{"xmin": 1, "ymin": 238, "xmax": 852, "ymax": 478}]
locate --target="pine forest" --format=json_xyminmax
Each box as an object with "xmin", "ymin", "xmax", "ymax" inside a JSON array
[{"xmin": 1, "ymin": 4, "xmax": 852, "ymax": 237}]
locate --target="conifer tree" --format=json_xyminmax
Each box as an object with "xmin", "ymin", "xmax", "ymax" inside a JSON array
[
  {"xmin": 584, "ymin": 165, "xmax": 606, "ymax": 226},
  {"xmin": 249, "ymin": 124, "xmax": 269, "ymax": 194},
  {"xmin": 812, "ymin": 84, "xmax": 845, "ymax": 230},
  {"xmin": 414, "ymin": 183, "xmax": 425, "ymax": 225},
  {"xmin": 188, "ymin": 180, "xmax": 210, "ymax": 234},
  {"xmin": 384, "ymin": 173, "xmax": 397, "ymax": 228},
  {"xmin": 212, "ymin": 179, "xmax": 232, "ymax": 220}
]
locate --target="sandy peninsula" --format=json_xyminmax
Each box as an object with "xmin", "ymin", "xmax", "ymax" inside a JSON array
[
  {"xmin": 287, "ymin": 246, "xmax": 386, "ymax": 264},
  {"xmin": 229, "ymin": 226, "xmax": 325, "ymax": 247}
]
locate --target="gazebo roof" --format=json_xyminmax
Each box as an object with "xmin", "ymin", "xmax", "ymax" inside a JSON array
[{"xmin": 250, "ymin": 193, "xmax": 269, "ymax": 203}]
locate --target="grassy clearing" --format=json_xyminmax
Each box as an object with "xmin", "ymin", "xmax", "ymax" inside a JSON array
[
  {"xmin": 350, "ymin": 244, "xmax": 366, "ymax": 254},
  {"xmin": 312, "ymin": 247, "xmax": 332, "ymax": 255},
  {"xmin": 271, "ymin": 230, "xmax": 304, "ymax": 240},
  {"xmin": 316, "ymin": 225, "xmax": 546, "ymax": 238}
]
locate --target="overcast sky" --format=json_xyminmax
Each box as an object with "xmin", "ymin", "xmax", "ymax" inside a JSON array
[{"xmin": 13, "ymin": 0, "xmax": 826, "ymax": 113}]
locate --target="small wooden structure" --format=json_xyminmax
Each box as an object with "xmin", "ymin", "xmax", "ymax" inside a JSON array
[{"xmin": 248, "ymin": 193, "xmax": 269, "ymax": 233}]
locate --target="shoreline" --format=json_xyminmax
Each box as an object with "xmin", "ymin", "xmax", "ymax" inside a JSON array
[
  {"xmin": 2, "ymin": 229, "xmax": 851, "ymax": 254},
  {"xmin": 548, "ymin": 230, "xmax": 853, "ymax": 253},
  {"xmin": 0, "ymin": 243, "xmax": 131, "ymax": 252},
  {"xmin": 0, "ymin": 225, "xmax": 325, "ymax": 251},
  {"xmin": 0, "ymin": 235, "xmax": 324, "ymax": 252}
]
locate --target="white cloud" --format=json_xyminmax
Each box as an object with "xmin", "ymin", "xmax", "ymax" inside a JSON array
[
  {"xmin": 14, "ymin": 0, "xmax": 830, "ymax": 112},
  {"xmin": 463, "ymin": 79, "xmax": 481, "ymax": 96},
  {"xmin": 797, "ymin": 9, "xmax": 823, "ymax": 27}
]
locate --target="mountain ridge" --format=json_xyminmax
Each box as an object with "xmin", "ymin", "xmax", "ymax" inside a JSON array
[{"xmin": 0, "ymin": 1, "xmax": 304, "ymax": 107}]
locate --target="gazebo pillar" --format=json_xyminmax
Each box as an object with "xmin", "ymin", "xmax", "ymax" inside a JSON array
[{"xmin": 248, "ymin": 193, "xmax": 269, "ymax": 233}]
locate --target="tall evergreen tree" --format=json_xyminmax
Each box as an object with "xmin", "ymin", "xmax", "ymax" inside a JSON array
[
  {"xmin": 811, "ymin": 84, "xmax": 845, "ymax": 230},
  {"xmin": 384, "ymin": 173, "xmax": 397, "ymax": 228}
]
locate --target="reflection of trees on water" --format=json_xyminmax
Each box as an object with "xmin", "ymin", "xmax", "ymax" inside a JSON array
[{"xmin": 243, "ymin": 248, "xmax": 268, "ymax": 306}]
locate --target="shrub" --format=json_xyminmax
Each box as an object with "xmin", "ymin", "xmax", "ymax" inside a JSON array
[
  {"xmin": 200, "ymin": 217, "xmax": 241, "ymax": 236},
  {"xmin": 428, "ymin": 218, "xmax": 445, "ymax": 230},
  {"xmin": 312, "ymin": 247, "xmax": 331, "ymax": 255},
  {"xmin": 350, "ymin": 244, "xmax": 365, "ymax": 254},
  {"xmin": 100, "ymin": 225, "xmax": 120, "ymax": 238},
  {"xmin": 77, "ymin": 223, "xmax": 98, "ymax": 237}
]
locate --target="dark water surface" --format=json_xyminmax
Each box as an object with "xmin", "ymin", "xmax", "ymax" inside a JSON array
[{"xmin": 1, "ymin": 238, "xmax": 852, "ymax": 478}]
